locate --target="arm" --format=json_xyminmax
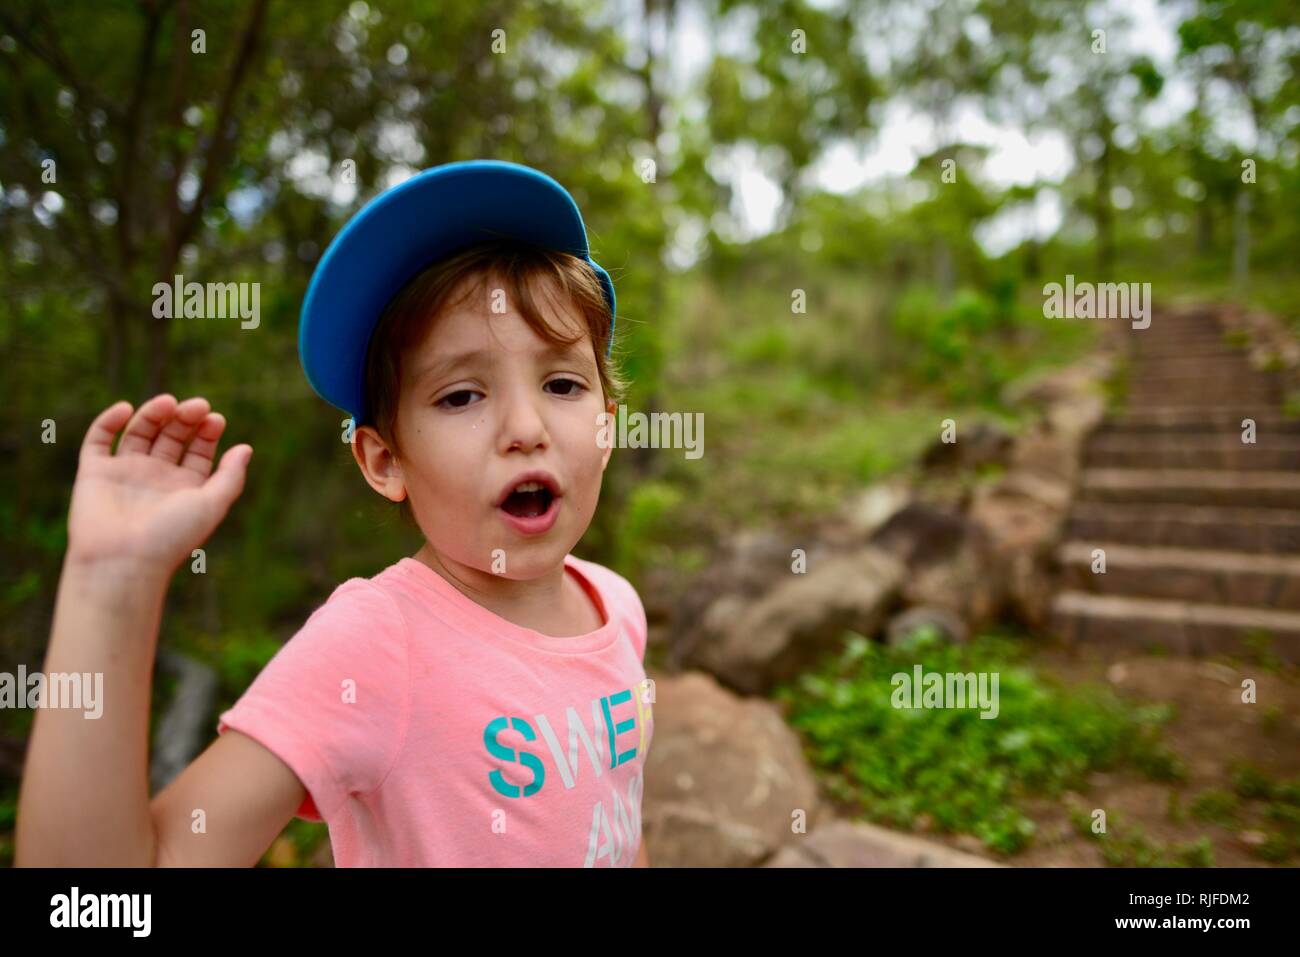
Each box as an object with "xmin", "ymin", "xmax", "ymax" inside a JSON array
[
  {"xmin": 634, "ymin": 839, "xmax": 650, "ymax": 868},
  {"xmin": 16, "ymin": 395, "xmax": 304, "ymax": 867}
]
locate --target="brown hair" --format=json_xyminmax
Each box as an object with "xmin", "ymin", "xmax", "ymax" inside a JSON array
[{"xmin": 361, "ymin": 239, "xmax": 625, "ymax": 523}]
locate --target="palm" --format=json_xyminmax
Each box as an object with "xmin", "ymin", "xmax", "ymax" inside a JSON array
[{"xmin": 68, "ymin": 396, "xmax": 252, "ymax": 573}]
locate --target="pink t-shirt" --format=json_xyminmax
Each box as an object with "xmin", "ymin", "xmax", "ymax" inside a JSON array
[{"xmin": 216, "ymin": 553, "xmax": 653, "ymax": 867}]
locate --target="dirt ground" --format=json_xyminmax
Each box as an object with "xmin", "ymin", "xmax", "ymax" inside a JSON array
[{"xmin": 917, "ymin": 639, "xmax": 1300, "ymax": 868}]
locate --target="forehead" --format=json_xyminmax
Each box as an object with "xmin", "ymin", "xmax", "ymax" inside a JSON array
[{"xmin": 406, "ymin": 269, "xmax": 594, "ymax": 375}]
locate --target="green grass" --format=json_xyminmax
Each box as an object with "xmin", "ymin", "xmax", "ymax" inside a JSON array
[
  {"xmin": 1189, "ymin": 789, "xmax": 1239, "ymax": 825},
  {"xmin": 1071, "ymin": 808, "xmax": 1216, "ymax": 867},
  {"xmin": 1228, "ymin": 762, "xmax": 1300, "ymax": 863},
  {"xmin": 774, "ymin": 627, "xmax": 1184, "ymax": 856}
]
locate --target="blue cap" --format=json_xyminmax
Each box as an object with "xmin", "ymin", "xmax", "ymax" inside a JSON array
[{"xmin": 298, "ymin": 159, "xmax": 617, "ymax": 423}]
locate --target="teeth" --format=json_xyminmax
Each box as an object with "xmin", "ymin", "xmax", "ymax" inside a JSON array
[{"xmin": 514, "ymin": 481, "xmax": 545, "ymax": 493}]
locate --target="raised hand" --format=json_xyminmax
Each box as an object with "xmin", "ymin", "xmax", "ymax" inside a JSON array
[{"xmin": 66, "ymin": 394, "xmax": 253, "ymax": 575}]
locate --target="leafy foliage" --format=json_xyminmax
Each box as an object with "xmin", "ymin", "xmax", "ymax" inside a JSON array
[{"xmin": 775, "ymin": 627, "xmax": 1184, "ymax": 855}]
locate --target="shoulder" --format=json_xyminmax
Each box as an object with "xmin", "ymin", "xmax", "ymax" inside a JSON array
[
  {"xmin": 272, "ymin": 571, "xmax": 409, "ymax": 675},
  {"xmin": 569, "ymin": 556, "xmax": 642, "ymax": 617},
  {"xmin": 312, "ymin": 574, "xmax": 407, "ymax": 629},
  {"xmin": 569, "ymin": 556, "xmax": 648, "ymax": 654}
]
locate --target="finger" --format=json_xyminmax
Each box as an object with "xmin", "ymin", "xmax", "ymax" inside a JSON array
[
  {"xmin": 202, "ymin": 443, "xmax": 252, "ymax": 514},
  {"xmin": 118, "ymin": 394, "xmax": 178, "ymax": 456},
  {"xmin": 80, "ymin": 401, "xmax": 134, "ymax": 460},
  {"xmin": 180, "ymin": 412, "xmax": 228, "ymax": 477},
  {"xmin": 150, "ymin": 396, "xmax": 211, "ymax": 464}
]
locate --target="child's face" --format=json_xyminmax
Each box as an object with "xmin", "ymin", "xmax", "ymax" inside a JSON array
[{"xmin": 387, "ymin": 272, "xmax": 615, "ymax": 579}]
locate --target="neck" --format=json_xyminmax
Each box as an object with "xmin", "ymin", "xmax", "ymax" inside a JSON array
[{"xmin": 412, "ymin": 542, "xmax": 573, "ymax": 633}]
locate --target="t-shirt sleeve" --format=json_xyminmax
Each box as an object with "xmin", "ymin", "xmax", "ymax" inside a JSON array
[{"xmin": 215, "ymin": 578, "xmax": 409, "ymax": 823}]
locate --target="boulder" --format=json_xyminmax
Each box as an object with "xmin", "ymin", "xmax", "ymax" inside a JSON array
[
  {"xmin": 641, "ymin": 671, "xmax": 826, "ymax": 867},
  {"xmin": 764, "ymin": 819, "xmax": 1004, "ymax": 867},
  {"xmin": 667, "ymin": 526, "xmax": 821, "ymax": 669},
  {"xmin": 969, "ymin": 484, "xmax": 1065, "ymax": 630},
  {"xmin": 826, "ymin": 479, "xmax": 914, "ymax": 546},
  {"xmin": 921, "ymin": 421, "xmax": 1013, "ymax": 471},
  {"xmin": 684, "ymin": 546, "xmax": 904, "ymax": 695},
  {"xmin": 870, "ymin": 503, "xmax": 1006, "ymax": 629}
]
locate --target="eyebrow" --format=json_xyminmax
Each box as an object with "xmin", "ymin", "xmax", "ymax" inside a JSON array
[{"xmin": 413, "ymin": 342, "xmax": 593, "ymax": 388}]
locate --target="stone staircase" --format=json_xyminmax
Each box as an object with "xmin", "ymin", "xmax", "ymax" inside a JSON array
[{"xmin": 1051, "ymin": 307, "xmax": 1300, "ymax": 662}]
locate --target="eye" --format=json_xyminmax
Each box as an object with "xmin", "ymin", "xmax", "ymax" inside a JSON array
[
  {"xmin": 436, "ymin": 389, "xmax": 483, "ymax": 409},
  {"xmin": 545, "ymin": 377, "xmax": 587, "ymax": 397}
]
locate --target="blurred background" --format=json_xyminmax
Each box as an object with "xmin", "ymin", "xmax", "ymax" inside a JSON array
[{"xmin": 0, "ymin": 0, "xmax": 1297, "ymax": 867}]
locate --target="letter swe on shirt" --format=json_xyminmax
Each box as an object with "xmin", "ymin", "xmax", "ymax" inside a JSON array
[{"xmin": 216, "ymin": 554, "xmax": 652, "ymax": 867}]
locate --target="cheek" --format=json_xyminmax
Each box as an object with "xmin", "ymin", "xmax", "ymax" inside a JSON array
[
  {"xmin": 560, "ymin": 407, "xmax": 605, "ymax": 463},
  {"xmin": 400, "ymin": 418, "xmax": 483, "ymax": 505}
]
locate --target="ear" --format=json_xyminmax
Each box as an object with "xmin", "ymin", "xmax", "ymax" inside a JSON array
[
  {"xmin": 352, "ymin": 424, "xmax": 408, "ymax": 502},
  {"xmin": 600, "ymin": 398, "xmax": 617, "ymax": 472}
]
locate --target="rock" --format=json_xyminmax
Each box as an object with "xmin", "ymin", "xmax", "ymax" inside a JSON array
[
  {"xmin": 969, "ymin": 483, "xmax": 1068, "ymax": 630},
  {"xmin": 886, "ymin": 605, "xmax": 970, "ymax": 647},
  {"xmin": 668, "ymin": 526, "xmax": 820, "ymax": 669},
  {"xmin": 685, "ymin": 547, "xmax": 905, "ymax": 694},
  {"xmin": 764, "ymin": 819, "xmax": 1004, "ymax": 868},
  {"xmin": 870, "ymin": 503, "xmax": 1006, "ymax": 629},
  {"xmin": 921, "ymin": 421, "xmax": 1013, "ymax": 471},
  {"xmin": 1046, "ymin": 393, "xmax": 1106, "ymax": 441},
  {"xmin": 641, "ymin": 671, "xmax": 825, "ymax": 867},
  {"xmin": 832, "ymin": 479, "xmax": 914, "ymax": 544},
  {"xmin": 970, "ymin": 483, "xmax": 1063, "ymax": 553},
  {"xmin": 991, "ymin": 470, "xmax": 1072, "ymax": 512},
  {"xmin": 1010, "ymin": 430, "xmax": 1079, "ymax": 487},
  {"xmin": 905, "ymin": 546, "xmax": 1003, "ymax": 627},
  {"xmin": 872, "ymin": 502, "xmax": 974, "ymax": 566}
]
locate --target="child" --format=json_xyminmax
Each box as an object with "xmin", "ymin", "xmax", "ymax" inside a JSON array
[{"xmin": 16, "ymin": 160, "xmax": 654, "ymax": 868}]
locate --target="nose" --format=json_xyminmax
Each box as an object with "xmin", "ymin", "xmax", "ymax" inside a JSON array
[{"xmin": 497, "ymin": 381, "xmax": 550, "ymax": 454}]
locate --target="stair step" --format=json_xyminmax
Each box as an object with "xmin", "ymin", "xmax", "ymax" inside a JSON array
[
  {"xmin": 1085, "ymin": 436, "xmax": 1300, "ymax": 470},
  {"xmin": 1129, "ymin": 354, "xmax": 1257, "ymax": 367},
  {"xmin": 1050, "ymin": 590, "xmax": 1300, "ymax": 661},
  {"xmin": 1127, "ymin": 345, "xmax": 1249, "ymax": 360},
  {"xmin": 1129, "ymin": 373, "xmax": 1277, "ymax": 392},
  {"xmin": 1066, "ymin": 502, "xmax": 1300, "ymax": 553},
  {"xmin": 1122, "ymin": 393, "xmax": 1278, "ymax": 407},
  {"xmin": 1129, "ymin": 368, "xmax": 1259, "ymax": 384},
  {"xmin": 1100, "ymin": 410, "xmax": 1300, "ymax": 433},
  {"xmin": 1080, "ymin": 469, "xmax": 1300, "ymax": 508},
  {"xmin": 1058, "ymin": 541, "xmax": 1300, "ymax": 609},
  {"xmin": 1134, "ymin": 342, "xmax": 1241, "ymax": 354}
]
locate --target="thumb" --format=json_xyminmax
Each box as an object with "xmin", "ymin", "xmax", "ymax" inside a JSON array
[{"xmin": 203, "ymin": 444, "xmax": 253, "ymax": 513}]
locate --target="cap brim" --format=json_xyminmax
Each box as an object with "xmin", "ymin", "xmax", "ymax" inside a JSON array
[{"xmin": 299, "ymin": 160, "xmax": 616, "ymax": 421}]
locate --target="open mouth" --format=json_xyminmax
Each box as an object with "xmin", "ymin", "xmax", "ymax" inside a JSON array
[{"xmin": 499, "ymin": 482, "xmax": 556, "ymax": 518}]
